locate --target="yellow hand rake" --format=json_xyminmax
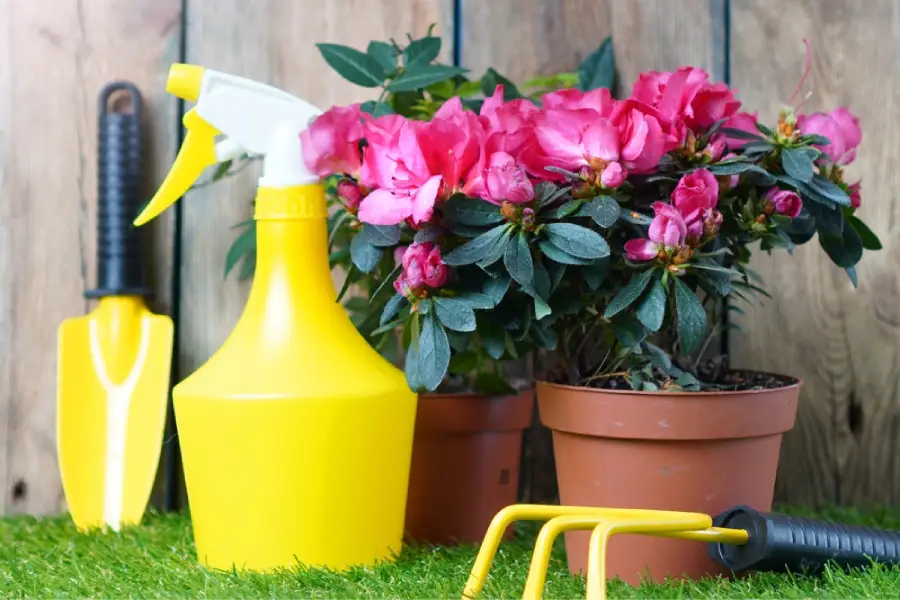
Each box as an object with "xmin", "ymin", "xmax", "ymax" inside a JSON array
[{"xmin": 462, "ymin": 503, "xmax": 900, "ymax": 600}]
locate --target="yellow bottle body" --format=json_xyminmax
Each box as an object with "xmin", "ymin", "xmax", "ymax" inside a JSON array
[{"xmin": 174, "ymin": 184, "xmax": 417, "ymax": 572}]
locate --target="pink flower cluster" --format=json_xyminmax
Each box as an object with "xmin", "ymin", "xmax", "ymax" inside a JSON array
[
  {"xmin": 624, "ymin": 168, "xmax": 723, "ymax": 262},
  {"xmin": 300, "ymin": 67, "xmax": 749, "ymax": 230}
]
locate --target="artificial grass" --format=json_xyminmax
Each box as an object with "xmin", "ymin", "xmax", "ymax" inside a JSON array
[{"xmin": 1, "ymin": 506, "xmax": 899, "ymax": 598}]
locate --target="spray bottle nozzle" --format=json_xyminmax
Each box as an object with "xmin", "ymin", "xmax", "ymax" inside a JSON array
[{"xmin": 133, "ymin": 64, "xmax": 323, "ymax": 227}]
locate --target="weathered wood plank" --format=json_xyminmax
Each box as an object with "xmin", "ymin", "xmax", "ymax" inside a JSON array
[
  {"xmin": 0, "ymin": 0, "xmax": 181, "ymax": 515},
  {"xmin": 461, "ymin": 0, "xmax": 725, "ymax": 502},
  {"xmin": 176, "ymin": 0, "xmax": 453, "ymax": 506},
  {"xmin": 729, "ymin": 0, "xmax": 900, "ymax": 507}
]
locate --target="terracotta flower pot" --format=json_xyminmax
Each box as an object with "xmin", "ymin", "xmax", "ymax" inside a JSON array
[
  {"xmin": 536, "ymin": 375, "xmax": 800, "ymax": 585},
  {"xmin": 404, "ymin": 390, "xmax": 535, "ymax": 546}
]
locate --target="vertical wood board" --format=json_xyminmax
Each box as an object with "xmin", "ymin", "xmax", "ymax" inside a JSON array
[
  {"xmin": 730, "ymin": 0, "xmax": 900, "ymax": 506},
  {"xmin": 0, "ymin": 0, "xmax": 181, "ymax": 515}
]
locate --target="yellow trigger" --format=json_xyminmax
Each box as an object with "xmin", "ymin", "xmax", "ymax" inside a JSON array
[{"xmin": 133, "ymin": 108, "xmax": 220, "ymax": 226}]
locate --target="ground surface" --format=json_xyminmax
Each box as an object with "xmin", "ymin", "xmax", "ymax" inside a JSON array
[{"xmin": 2, "ymin": 506, "xmax": 900, "ymax": 598}]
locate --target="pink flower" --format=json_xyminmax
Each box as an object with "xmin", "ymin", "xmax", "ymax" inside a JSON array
[
  {"xmin": 672, "ymin": 168, "xmax": 719, "ymax": 218},
  {"xmin": 533, "ymin": 100, "xmax": 668, "ymax": 177},
  {"xmin": 418, "ymin": 97, "xmax": 484, "ymax": 190},
  {"xmin": 631, "ymin": 67, "xmax": 741, "ymax": 137},
  {"xmin": 481, "ymin": 151, "xmax": 534, "ymax": 204},
  {"xmin": 848, "ymin": 180, "xmax": 861, "ymax": 209},
  {"xmin": 797, "ymin": 107, "xmax": 862, "ymax": 165},
  {"xmin": 542, "ymin": 87, "xmax": 615, "ymax": 115},
  {"xmin": 765, "ymin": 188, "xmax": 802, "ymax": 218},
  {"xmin": 393, "ymin": 245, "xmax": 408, "ymax": 267},
  {"xmin": 337, "ymin": 179, "xmax": 362, "ymax": 212},
  {"xmin": 600, "ymin": 162, "xmax": 625, "ymax": 188},
  {"xmin": 624, "ymin": 202, "xmax": 687, "ymax": 261},
  {"xmin": 609, "ymin": 100, "xmax": 670, "ymax": 173},
  {"xmin": 393, "ymin": 243, "xmax": 449, "ymax": 295},
  {"xmin": 705, "ymin": 138, "xmax": 726, "ymax": 162},
  {"xmin": 301, "ymin": 103, "xmax": 364, "ymax": 176},
  {"xmin": 358, "ymin": 116, "xmax": 442, "ymax": 227},
  {"xmin": 534, "ymin": 108, "xmax": 620, "ymax": 172},
  {"xmin": 479, "ymin": 85, "xmax": 540, "ymax": 160},
  {"xmin": 720, "ymin": 112, "xmax": 759, "ymax": 149},
  {"xmin": 689, "ymin": 82, "xmax": 742, "ymax": 131}
]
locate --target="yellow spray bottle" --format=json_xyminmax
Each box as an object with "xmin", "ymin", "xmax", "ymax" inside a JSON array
[{"xmin": 134, "ymin": 64, "xmax": 418, "ymax": 573}]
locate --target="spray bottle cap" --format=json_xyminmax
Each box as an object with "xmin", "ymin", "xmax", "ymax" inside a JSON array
[{"xmin": 133, "ymin": 64, "xmax": 323, "ymax": 227}]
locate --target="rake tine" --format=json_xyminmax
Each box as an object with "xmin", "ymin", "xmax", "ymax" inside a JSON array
[
  {"xmin": 463, "ymin": 504, "xmax": 664, "ymax": 599},
  {"xmin": 584, "ymin": 515, "xmax": 714, "ymax": 600}
]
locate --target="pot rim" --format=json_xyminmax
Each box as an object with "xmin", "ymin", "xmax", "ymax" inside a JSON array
[
  {"xmin": 536, "ymin": 369, "xmax": 802, "ymax": 399},
  {"xmin": 421, "ymin": 388, "xmax": 535, "ymax": 401}
]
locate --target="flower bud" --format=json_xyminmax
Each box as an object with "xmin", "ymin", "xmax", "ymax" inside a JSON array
[
  {"xmin": 600, "ymin": 162, "xmax": 626, "ymax": 189},
  {"xmin": 500, "ymin": 200, "xmax": 518, "ymax": 220},
  {"xmin": 337, "ymin": 178, "xmax": 363, "ymax": 212},
  {"xmin": 521, "ymin": 207, "xmax": 536, "ymax": 230},
  {"xmin": 705, "ymin": 138, "xmax": 726, "ymax": 162}
]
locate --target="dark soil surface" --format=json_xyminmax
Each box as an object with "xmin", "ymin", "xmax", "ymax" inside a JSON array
[{"xmin": 594, "ymin": 368, "xmax": 799, "ymax": 392}]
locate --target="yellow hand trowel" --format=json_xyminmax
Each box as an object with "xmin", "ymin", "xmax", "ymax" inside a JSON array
[{"xmin": 57, "ymin": 81, "xmax": 174, "ymax": 532}]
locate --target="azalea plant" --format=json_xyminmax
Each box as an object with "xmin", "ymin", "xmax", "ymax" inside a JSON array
[{"xmin": 228, "ymin": 33, "xmax": 880, "ymax": 395}]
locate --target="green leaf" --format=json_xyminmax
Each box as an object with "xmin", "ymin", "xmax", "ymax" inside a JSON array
[
  {"xmin": 403, "ymin": 36, "xmax": 441, "ymax": 68},
  {"xmin": 673, "ymin": 277, "xmax": 708, "ymax": 355},
  {"xmin": 819, "ymin": 220, "xmax": 863, "ymax": 269},
  {"xmin": 781, "ymin": 148, "xmax": 815, "ymax": 182},
  {"xmin": 845, "ymin": 266, "xmax": 859, "ymax": 288},
  {"xmin": 534, "ymin": 181, "xmax": 569, "ymax": 207},
  {"xmin": 577, "ymin": 196, "xmax": 619, "ymax": 227},
  {"xmin": 350, "ymin": 235, "xmax": 382, "ymax": 273},
  {"xmin": 418, "ymin": 311, "xmax": 450, "ymax": 391},
  {"xmin": 808, "ymin": 175, "xmax": 852, "ymax": 206},
  {"xmin": 433, "ymin": 297, "xmax": 476, "ymax": 332},
  {"xmin": 532, "ymin": 320, "xmax": 558, "ymax": 350},
  {"xmin": 610, "ymin": 315, "xmax": 648, "ymax": 348},
  {"xmin": 442, "ymin": 196, "xmax": 504, "ymax": 226},
  {"xmin": 359, "ymin": 224, "xmax": 401, "ymax": 247},
  {"xmin": 316, "ymin": 43, "xmax": 386, "ymax": 87},
  {"xmin": 484, "ymin": 275, "xmax": 511, "ymax": 306},
  {"xmin": 803, "ymin": 134, "xmax": 832, "ymax": 146},
  {"xmin": 847, "ymin": 216, "xmax": 882, "ymax": 250},
  {"xmin": 804, "ymin": 200, "xmax": 843, "ymax": 239},
  {"xmin": 359, "ymin": 100, "xmax": 394, "ymax": 117},
  {"xmin": 448, "ymin": 351, "xmax": 478, "ymax": 375},
  {"xmin": 719, "ymin": 127, "xmax": 765, "ymax": 141},
  {"xmin": 480, "ymin": 320, "xmax": 506, "ymax": 360},
  {"xmin": 504, "ymin": 231, "xmax": 534, "ymax": 288},
  {"xmin": 577, "ymin": 36, "xmax": 616, "ymax": 91},
  {"xmin": 636, "ymin": 276, "xmax": 666, "ymax": 332},
  {"xmin": 380, "ymin": 294, "xmax": 408, "ymax": 326},
  {"xmin": 404, "ymin": 336, "xmax": 422, "ymax": 392},
  {"xmin": 603, "ymin": 268, "xmax": 655, "ymax": 319},
  {"xmin": 367, "ymin": 41, "xmax": 397, "ymax": 74},
  {"xmin": 546, "ymin": 199, "xmax": 583, "ymax": 219},
  {"xmin": 538, "ymin": 241, "xmax": 592, "ymax": 265},
  {"xmin": 480, "ymin": 68, "xmax": 523, "ymax": 100},
  {"xmin": 455, "ymin": 80, "xmax": 483, "ymax": 97},
  {"xmin": 212, "ymin": 160, "xmax": 233, "ymax": 182},
  {"xmin": 583, "ymin": 258, "xmax": 609, "ymax": 290},
  {"xmin": 386, "ymin": 64, "xmax": 468, "ymax": 92},
  {"xmin": 543, "ymin": 223, "xmax": 610, "ymax": 259},
  {"xmin": 455, "ymin": 291, "xmax": 494, "ymax": 309},
  {"xmin": 224, "ymin": 225, "xmax": 256, "ymax": 279},
  {"xmin": 527, "ymin": 260, "xmax": 552, "ymax": 321},
  {"xmin": 478, "ymin": 228, "xmax": 513, "ymax": 268},
  {"xmin": 443, "ymin": 224, "xmax": 511, "ymax": 266},
  {"xmin": 474, "ymin": 371, "xmax": 518, "ymax": 396}
]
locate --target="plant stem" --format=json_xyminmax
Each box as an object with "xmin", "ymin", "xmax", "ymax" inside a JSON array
[{"xmin": 578, "ymin": 371, "xmax": 628, "ymax": 386}]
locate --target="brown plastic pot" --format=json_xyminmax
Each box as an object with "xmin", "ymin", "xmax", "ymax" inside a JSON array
[
  {"xmin": 404, "ymin": 390, "xmax": 535, "ymax": 546},
  {"xmin": 537, "ymin": 375, "xmax": 800, "ymax": 586}
]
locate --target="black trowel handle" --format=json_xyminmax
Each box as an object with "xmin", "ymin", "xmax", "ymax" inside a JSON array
[
  {"xmin": 85, "ymin": 81, "xmax": 150, "ymax": 299},
  {"xmin": 709, "ymin": 505, "xmax": 900, "ymax": 574}
]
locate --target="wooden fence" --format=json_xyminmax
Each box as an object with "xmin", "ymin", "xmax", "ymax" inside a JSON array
[{"xmin": 1, "ymin": 0, "xmax": 897, "ymax": 516}]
